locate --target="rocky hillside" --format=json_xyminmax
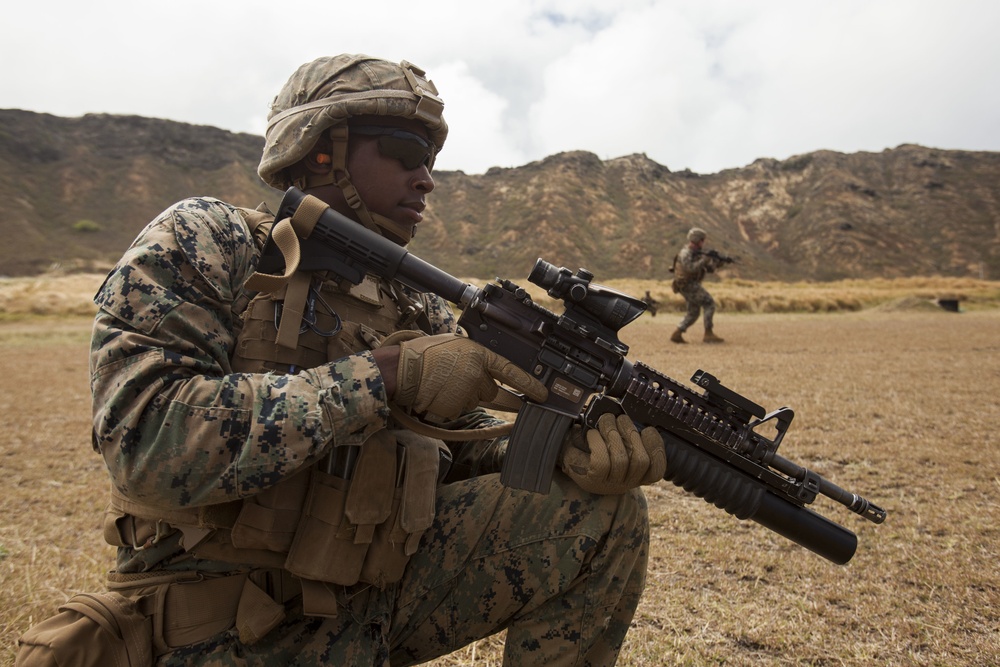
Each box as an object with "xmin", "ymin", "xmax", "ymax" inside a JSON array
[{"xmin": 2, "ymin": 109, "xmax": 998, "ymax": 281}]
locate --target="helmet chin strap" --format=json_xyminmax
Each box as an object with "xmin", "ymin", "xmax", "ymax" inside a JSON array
[
  {"xmin": 295, "ymin": 125, "xmax": 417, "ymax": 245},
  {"xmin": 369, "ymin": 212, "xmax": 416, "ymax": 246}
]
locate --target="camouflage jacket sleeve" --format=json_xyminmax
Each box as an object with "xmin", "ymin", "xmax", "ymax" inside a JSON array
[{"xmin": 90, "ymin": 197, "xmax": 390, "ymax": 508}]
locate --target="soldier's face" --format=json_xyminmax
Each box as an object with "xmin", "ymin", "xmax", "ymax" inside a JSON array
[{"xmin": 345, "ymin": 117, "xmax": 436, "ymax": 235}]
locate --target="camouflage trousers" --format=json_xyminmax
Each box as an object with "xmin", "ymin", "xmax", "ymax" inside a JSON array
[
  {"xmin": 677, "ymin": 282, "xmax": 716, "ymax": 332},
  {"xmin": 158, "ymin": 472, "xmax": 650, "ymax": 666}
]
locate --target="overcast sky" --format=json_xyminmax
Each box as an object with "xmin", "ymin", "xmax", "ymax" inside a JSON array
[{"xmin": 4, "ymin": 0, "xmax": 998, "ymax": 175}]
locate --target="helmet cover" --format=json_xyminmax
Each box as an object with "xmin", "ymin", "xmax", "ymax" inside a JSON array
[
  {"xmin": 687, "ymin": 227, "xmax": 708, "ymax": 242},
  {"xmin": 258, "ymin": 54, "xmax": 448, "ymax": 189}
]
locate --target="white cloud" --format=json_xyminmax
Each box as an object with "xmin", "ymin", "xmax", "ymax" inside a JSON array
[
  {"xmin": 428, "ymin": 61, "xmax": 526, "ymax": 173},
  {"xmin": 530, "ymin": 3, "xmax": 729, "ymax": 168},
  {"xmin": 2, "ymin": 0, "xmax": 998, "ymax": 175}
]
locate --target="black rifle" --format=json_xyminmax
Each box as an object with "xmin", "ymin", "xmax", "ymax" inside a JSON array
[
  {"xmin": 258, "ymin": 188, "xmax": 886, "ymax": 565},
  {"xmin": 695, "ymin": 248, "xmax": 737, "ymax": 264}
]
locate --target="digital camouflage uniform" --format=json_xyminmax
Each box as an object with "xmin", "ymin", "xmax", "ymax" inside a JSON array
[
  {"xmin": 33, "ymin": 53, "xmax": 658, "ymax": 667},
  {"xmin": 89, "ymin": 195, "xmax": 651, "ymax": 666},
  {"xmin": 672, "ymin": 245, "xmax": 719, "ymax": 333}
]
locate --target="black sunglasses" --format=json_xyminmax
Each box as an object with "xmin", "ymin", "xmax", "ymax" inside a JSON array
[{"xmin": 350, "ymin": 125, "xmax": 437, "ymax": 171}]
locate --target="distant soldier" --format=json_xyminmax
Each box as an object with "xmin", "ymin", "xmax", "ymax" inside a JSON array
[
  {"xmin": 670, "ymin": 227, "xmax": 725, "ymax": 343},
  {"xmin": 642, "ymin": 290, "xmax": 659, "ymax": 316}
]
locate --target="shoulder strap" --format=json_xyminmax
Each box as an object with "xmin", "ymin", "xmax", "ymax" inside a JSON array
[
  {"xmin": 241, "ymin": 195, "xmax": 331, "ymax": 350},
  {"xmin": 243, "ymin": 194, "xmax": 328, "ymax": 293},
  {"xmin": 237, "ymin": 204, "xmax": 276, "ymax": 250}
]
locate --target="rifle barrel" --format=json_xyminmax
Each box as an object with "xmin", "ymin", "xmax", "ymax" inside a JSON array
[{"xmin": 769, "ymin": 452, "xmax": 887, "ymax": 524}]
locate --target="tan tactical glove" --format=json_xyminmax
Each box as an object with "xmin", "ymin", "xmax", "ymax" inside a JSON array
[
  {"xmin": 395, "ymin": 333, "xmax": 548, "ymax": 422},
  {"xmin": 559, "ymin": 412, "xmax": 666, "ymax": 495}
]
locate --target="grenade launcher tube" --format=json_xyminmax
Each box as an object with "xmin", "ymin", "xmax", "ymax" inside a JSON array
[{"xmin": 663, "ymin": 432, "xmax": 857, "ymax": 564}]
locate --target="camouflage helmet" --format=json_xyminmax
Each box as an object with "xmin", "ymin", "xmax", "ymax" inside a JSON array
[
  {"xmin": 687, "ymin": 227, "xmax": 707, "ymax": 242},
  {"xmin": 259, "ymin": 54, "xmax": 447, "ymax": 189}
]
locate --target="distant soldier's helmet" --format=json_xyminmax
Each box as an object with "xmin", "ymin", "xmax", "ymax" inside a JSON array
[
  {"xmin": 687, "ymin": 227, "xmax": 707, "ymax": 242},
  {"xmin": 258, "ymin": 54, "xmax": 448, "ymax": 243}
]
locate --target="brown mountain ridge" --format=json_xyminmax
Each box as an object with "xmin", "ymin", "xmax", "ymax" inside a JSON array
[{"xmin": 1, "ymin": 108, "xmax": 998, "ymax": 281}]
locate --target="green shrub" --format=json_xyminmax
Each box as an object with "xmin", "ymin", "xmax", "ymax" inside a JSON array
[{"xmin": 72, "ymin": 219, "xmax": 101, "ymax": 233}]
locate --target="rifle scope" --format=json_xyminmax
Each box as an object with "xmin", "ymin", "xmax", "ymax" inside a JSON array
[{"xmin": 528, "ymin": 259, "xmax": 647, "ymax": 333}]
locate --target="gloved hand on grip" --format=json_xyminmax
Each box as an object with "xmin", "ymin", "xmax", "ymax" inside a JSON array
[
  {"xmin": 394, "ymin": 333, "xmax": 548, "ymax": 422},
  {"xmin": 559, "ymin": 412, "xmax": 666, "ymax": 495}
]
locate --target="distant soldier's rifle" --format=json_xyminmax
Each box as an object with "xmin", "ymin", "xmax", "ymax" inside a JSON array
[
  {"xmin": 695, "ymin": 248, "xmax": 738, "ymax": 264},
  {"xmin": 256, "ymin": 187, "xmax": 887, "ymax": 565}
]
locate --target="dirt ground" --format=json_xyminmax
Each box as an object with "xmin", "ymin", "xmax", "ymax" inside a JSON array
[{"xmin": 1, "ymin": 309, "xmax": 998, "ymax": 666}]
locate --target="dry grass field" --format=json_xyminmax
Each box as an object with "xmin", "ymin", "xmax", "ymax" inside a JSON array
[{"xmin": 1, "ymin": 274, "xmax": 998, "ymax": 666}]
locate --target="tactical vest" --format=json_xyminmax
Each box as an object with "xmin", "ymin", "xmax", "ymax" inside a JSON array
[
  {"xmin": 104, "ymin": 205, "xmax": 447, "ymax": 608},
  {"xmin": 671, "ymin": 249, "xmax": 707, "ymax": 293}
]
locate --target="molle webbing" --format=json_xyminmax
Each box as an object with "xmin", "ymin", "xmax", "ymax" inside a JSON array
[{"xmin": 232, "ymin": 274, "xmax": 418, "ymax": 376}]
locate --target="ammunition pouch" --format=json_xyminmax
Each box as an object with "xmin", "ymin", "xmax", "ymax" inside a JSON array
[
  {"xmin": 284, "ymin": 429, "xmax": 444, "ymax": 588},
  {"xmin": 15, "ymin": 569, "xmax": 299, "ymax": 665},
  {"xmin": 15, "ymin": 590, "xmax": 153, "ymax": 667},
  {"xmin": 105, "ymin": 427, "xmax": 448, "ymax": 599}
]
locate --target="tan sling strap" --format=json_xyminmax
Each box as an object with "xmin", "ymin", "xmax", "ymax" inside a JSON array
[
  {"xmin": 274, "ymin": 271, "xmax": 313, "ymax": 350},
  {"xmin": 243, "ymin": 193, "xmax": 329, "ymax": 350},
  {"xmin": 388, "ymin": 402, "xmax": 514, "ymax": 442},
  {"xmin": 243, "ymin": 215, "xmax": 304, "ymax": 293},
  {"xmin": 479, "ymin": 386, "xmax": 525, "ymax": 414}
]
